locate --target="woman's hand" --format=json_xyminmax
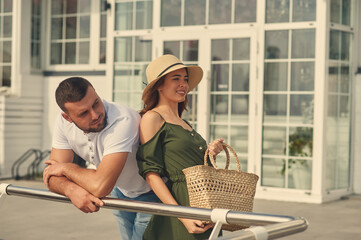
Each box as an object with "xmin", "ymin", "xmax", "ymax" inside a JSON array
[
  {"xmin": 178, "ymin": 218, "xmax": 213, "ymax": 234},
  {"xmin": 207, "ymin": 138, "xmax": 224, "ymax": 158}
]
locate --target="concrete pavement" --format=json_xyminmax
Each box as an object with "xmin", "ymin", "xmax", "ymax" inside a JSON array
[{"xmin": 0, "ymin": 180, "xmax": 360, "ymax": 240}]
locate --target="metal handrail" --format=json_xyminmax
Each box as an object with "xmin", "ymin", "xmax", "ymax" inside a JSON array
[
  {"xmin": 11, "ymin": 149, "xmax": 42, "ymax": 180},
  {"xmin": 0, "ymin": 183, "xmax": 308, "ymax": 240}
]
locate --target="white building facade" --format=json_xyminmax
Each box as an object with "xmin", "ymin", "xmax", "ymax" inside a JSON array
[{"xmin": 0, "ymin": 0, "xmax": 360, "ymax": 203}]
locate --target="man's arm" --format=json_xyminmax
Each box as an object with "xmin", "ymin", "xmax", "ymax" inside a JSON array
[{"xmin": 44, "ymin": 151, "xmax": 128, "ymax": 198}]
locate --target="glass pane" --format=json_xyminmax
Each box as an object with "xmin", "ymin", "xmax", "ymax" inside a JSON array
[
  {"xmin": 2, "ymin": 41, "xmax": 11, "ymax": 62},
  {"xmin": 79, "ymin": 16, "xmax": 90, "ymax": 38},
  {"xmin": 99, "ymin": 40, "xmax": 106, "ymax": 63},
  {"xmin": 161, "ymin": 0, "xmax": 181, "ymax": 26},
  {"xmin": 32, "ymin": 17, "xmax": 41, "ymax": 40},
  {"xmin": 31, "ymin": 43, "xmax": 41, "ymax": 69},
  {"xmin": 263, "ymin": 126, "xmax": 286, "ymax": 155},
  {"xmin": 4, "ymin": 0, "xmax": 13, "ymax": 12},
  {"xmin": 329, "ymin": 30, "xmax": 340, "ymax": 60},
  {"xmin": 51, "ymin": 43, "xmax": 62, "ymax": 64},
  {"xmin": 114, "ymin": 66, "xmax": 132, "ymax": 91},
  {"xmin": 210, "ymin": 95, "xmax": 228, "ymax": 121},
  {"xmin": 263, "ymin": 94, "xmax": 287, "ymax": 123},
  {"xmin": 262, "ymin": 158, "xmax": 285, "ymax": 187},
  {"xmin": 292, "ymin": 29, "xmax": 315, "ymax": 58},
  {"xmin": 136, "ymin": 1, "xmax": 153, "ymax": 29},
  {"xmin": 330, "ymin": 0, "xmax": 340, "ymax": 23},
  {"xmin": 211, "ymin": 64, "xmax": 229, "ymax": 91},
  {"xmin": 52, "ymin": 0, "xmax": 64, "ymax": 15},
  {"xmin": 209, "ymin": 0, "xmax": 231, "ymax": 24},
  {"xmin": 288, "ymin": 127, "xmax": 313, "ymax": 157},
  {"xmin": 183, "ymin": 94, "xmax": 198, "ymax": 122},
  {"xmin": 290, "ymin": 95, "xmax": 314, "ymax": 124},
  {"xmin": 183, "ymin": 40, "xmax": 198, "ymax": 61},
  {"xmin": 328, "ymin": 66, "xmax": 338, "ymax": 93},
  {"xmin": 66, "ymin": 17, "xmax": 77, "ymax": 39},
  {"xmin": 292, "ymin": 0, "xmax": 316, "ymax": 22},
  {"xmin": 328, "ymin": 94, "xmax": 338, "ymax": 117},
  {"xmin": 235, "ymin": 0, "xmax": 257, "ymax": 23},
  {"xmin": 134, "ymin": 37, "xmax": 152, "ymax": 62},
  {"xmin": 100, "ymin": 15, "xmax": 106, "ymax": 38},
  {"xmin": 291, "ymin": 62, "xmax": 314, "ymax": 91},
  {"xmin": 66, "ymin": 0, "xmax": 77, "ymax": 14},
  {"xmin": 78, "ymin": 42, "xmax": 89, "ymax": 64},
  {"xmin": 212, "ymin": 39, "xmax": 229, "ymax": 61},
  {"xmin": 164, "ymin": 41, "xmax": 180, "ymax": 57},
  {"xmin": 232, "ymin": 64, "xmax": 249, "ymax": 91},
  {"xmin": 340, "ymin": 96, "xmax": 350, "ymax": 117},
  {"xmin": 233, "ymin": 38, "xmax": 250, "ymax": 60},
  {"xmin": 2, "ymin": 66, "xmax": 11, "ymax": 87},
  {"xmin": 288, "ymin": 159, "xmax": 312, "ymax": 189},
  {"xmin": 341, "ymin": 31, "xmax": 350, "ymax": 61},
  {"xmin": 266, "ymin": 0, "xmax": 289, "ymax": 23},
  {"xmin": 114, "ymin": 37, "xmax": 132, "ymax": 62},
  {"xmin": 231, "ymin": 126, "xmax": 248, "ymax": 154},
  {"xmin": 115, "ymin": 2, "xmax": 132, "ymax": 30},
  {"xmin": 264, "ymin": 62, "xmax": 288, "ymax": 91},
  {"xmin": 78, "ymin": 0, "xmax": 91, "ymax": 13},
  {"xmin": 209, "ymin": 125, "xmax": 228, "ymax": 142},
  {"xmin": 342, "ymin": 0, "xmax": 351, "ymax": 25},
  {"xmin": 65, "ymin": 42, "xmax": 76, "ymax": 64},
  {"xmin": 51, "ymin": 18, "xmax": 63, "ymax": 39},
  {"xmin": 3, "ymin": 16, "xmax": 12, "ymax": 38},
  {"xmin": 265, "ymin": 30, "xmax": 288, "ymax": 59},
  {"xmin": 340, "ymin": 66, "xmax": 350, "ymax": 93},
  {"xmin": 184, "ymin": 0, "xmax": 206, "ymax": 26},
  {"xmin": 231, "ymin": 95, "xmax": 249, "ymax": 118}
]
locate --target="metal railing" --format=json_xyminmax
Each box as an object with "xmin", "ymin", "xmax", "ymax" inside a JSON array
[{"xmin": 0, "ymin": 183, "xmax": 308, "ymax": 240}]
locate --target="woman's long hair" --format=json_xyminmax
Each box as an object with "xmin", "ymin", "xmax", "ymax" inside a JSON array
[{"xmin": 140, "ymin": 75, "xmax": 188, "ymax": 117}]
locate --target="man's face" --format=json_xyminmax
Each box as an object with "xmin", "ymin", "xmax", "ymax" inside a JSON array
[{"xmin": 62, "ymin": 86, "xmax": 106, "ymax": 133}]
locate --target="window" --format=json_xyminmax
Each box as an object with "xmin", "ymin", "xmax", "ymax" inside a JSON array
[
  {"xmin": 31, "ymin": 0, "xmax": 42, "ymax": 69},
  {"xmin": 50, "ymin": 0, "xmax": 91, "ymax": 65},
  {"xmin": 99, "ymin": 0, "xmax": 107, "ymax": 64},
  {"xmin": 265, "ymin": 0, "xmax": 316, "ymax": 23},
  {"xmin": 0, "ymin": 0, "xmax": 12, "ymax": 87}
]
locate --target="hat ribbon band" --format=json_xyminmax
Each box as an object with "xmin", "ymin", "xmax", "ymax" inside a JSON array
[{"xmin": 157, "ymin": 63, "xmax": 185, "ymax": 78}]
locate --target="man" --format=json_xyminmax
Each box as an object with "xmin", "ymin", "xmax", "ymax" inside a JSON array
[{"xmin": 43, "ymin": 77, "xmax": 158, "ymax": 240}]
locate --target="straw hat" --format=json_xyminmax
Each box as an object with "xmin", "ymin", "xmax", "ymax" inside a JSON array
[{"xmin": 142, "ymin": 54, "xmax": 203, "ymax": 100}]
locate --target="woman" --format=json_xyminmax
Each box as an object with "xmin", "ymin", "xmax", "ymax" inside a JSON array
[{"xmin": 136, "ymin": 54, "xmax": 224, "ymax": 240}]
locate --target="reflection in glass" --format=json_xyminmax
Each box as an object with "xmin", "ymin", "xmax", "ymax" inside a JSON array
[
  {"xmin": 66, "ymin": 0, "xmax": 77, "ymax": 14},
  {"xmin": 209, "ymin": 125, "xmax": 228, "ymax": 142},
  {"xmin": 292, "ymin": 0, "xmax": 316, "ymax": 22},
  {"xmin": 230, "ymin": 126, "xmax": 248, "ymax": 154},
  {"xmin": 291, "ymin": 62, "xmax": 314, "ymax": 91},
  {"xmin": 340, "ymin": 66, "xmax": 350, "ymax": 93},
  {"xmin": 288, "ymin": 159, "xmax": 312, "ymax": 189},
  {"xmin": 52, "ymin": 0, "xmax": 63, "ymax": 14},
  {"xmin": 183, "ymin": 40, "xmax": 198, "ymax": 61},
  {"xmin": 209, "ymin": 0, "xmax": 231, "ymax": 24},
  {"xmin": 51, "ymin": 43, "xmax": 62, "ymax": 64},
  {"xmin": 212, "ymin": 39, "xmax": 229, "ymax": 61},
  {"xmin": 341, "ymin": 0, "xmax": 351, "ymax": 25},
  {"xmin": 288, "ymin": 127, "xmax": 313, "ymax": 157},
  {"xmin": 329, "ymin": 30, "xmax": 340, "ymax": 60},
  {"xmin": 79, "ymin": 16, "xmax": 90, "ymax": 38},
  {"xmin": 4, "ymin": 0, "xmax": 12, "ymax": 12},
  {"xmin": 232, "ymin": 64, "xmax": 249, "ymax": 91},
  {"xmin": 266, "ymin": 0, "xmax": 289, "ymax": 23},
  {"xmin": 66, "ymin": 17, "xmax": 77, "ymax": 39},
  {"xmin": 330, "ymin": 0, "xmax": 340, "ymax": 24},
  {"xmin": 135, "ymin": 37, "xmax": 152, "ymax": 62},
  {"xmin": 115, "ymin": 2, "xmax": 132, "ymax": 30},
  {"xmin": 164, "ymin": 41, "xmax": 180, "ymax": 57},
  {"xmin": 265, "ymin": 30, "xmax": 288, "ymax": 59},
  {"xmin": 183, "ymin": 94, "xmax": 198, "ymax": 123},
  {"xmin": 79, "ymin": 42, "xmax": 89, "ymax": 64},
  {"xmin": 65, "ymin": 42, "xmax": 76, "ymax": 64},
  {"xmin": 136, "ymin": 1, "xmax": 153, "ymax": 29},
  {"xmin": 161, "ymin": 0, "xmax": 181, "ymax": 26},
  {"xmin": 99, "ymin": 41, "xmax": 106, "ymax": 63},
  {"xmin": 231, "ymin": 95, "xmax": 249, "ymax": 116},
  {"xmin": 263, "ymin": 94, "xmax": 287, "ymax": 122},
  {"xmin": 327, "ymin": 94, "xmax": 338, "ymax": 118},
  {"xmin": 290, "ymin": 95, "xmax": 314, "ymax": 124},
  {"xmin": 2, "ymin": 41, "xmax": 11, "ymax": 63},
  {"xmin": 184, "ymin": 0, "xmax": 206, "ymax": 26},
  {"xmin": 114, "ymin": 37, "xmax": 132, "ymax": 62},
  {"xmin": 211, "ymin": 95, "xmax": 228, "ymax": 116},
  {"xmin": 262, "ymin": 158, "xmax": 285, "ymax": 188},
  {"xmin": 341, "ymin": 32, "xmax": 350, "ymax": 60},
  {"xmin": 78, "ymin": 0, "xmax": 91, "ymax": 13},
  {"xmin": 3, "ymin": 16, "xmax": 12, "ymax": 38},
  {"xmin": 211, "ymin": 64, "xmax": 229, "ymax": 91},
  {"xmin": 51, "ymin": 18, "xmax": 63, "ymax": 39},
  {"xmin": 100, "ymin": 15, "xmax": 106, "ymax": 38},
  {"xmin": 114, "ymin": 92, "xmax": 143, "ymax": 111},
  {"xmin": 114, "ymin": 66, "xmax": 132, "ymax": 91},
  {"xmin": 2, "ymin": 66, "xmax": 11, "ymax": 86},
  {"xmin": 340, "ymin": 96, "xmax": 349, "ymax": 117},
  {"xmin": 262, "ymin": 127, "xmax": 286, "ymax": 155},
  {"xmin": 233, "ymin": 38, "xmax": 250, "ymax": 60},
  {"xmin": 328, "ymin": 66, "xmax": 338, "ymax": 93},
  {"xmin": 292, "ymin": 29, "xmax": 315, "ymax": 58},
  {"xmin": 264, "ymin": 62, "xmax": 287, "ymax": 91},
  {"xmin": 235, "ymin": 0, "xmax": 257, "ymax": 23}
]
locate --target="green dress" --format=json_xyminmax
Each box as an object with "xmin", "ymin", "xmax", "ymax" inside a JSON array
[{"xmin": 136, "ymin": 121, "xmax": 213, "ymax": 240}]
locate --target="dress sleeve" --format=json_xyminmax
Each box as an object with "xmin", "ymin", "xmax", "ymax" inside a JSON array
[{"xmin": 136, "ymin": 129, "xmax": 166, "ymax": 179}]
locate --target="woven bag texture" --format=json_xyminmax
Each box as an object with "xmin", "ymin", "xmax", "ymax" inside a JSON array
[{"xmin": 182, "ymin": 143, "xmax": 259, "ymax": 231}]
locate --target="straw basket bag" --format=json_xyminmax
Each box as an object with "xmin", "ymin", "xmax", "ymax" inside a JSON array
[{"xmin": 182, "ymin": 143, "xmax": 259, "ymax": 231}]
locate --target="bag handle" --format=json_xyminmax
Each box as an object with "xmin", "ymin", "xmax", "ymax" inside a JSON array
[{"xmin": 204, "ymin": 143, "xmax": 241, "ymax": 172}]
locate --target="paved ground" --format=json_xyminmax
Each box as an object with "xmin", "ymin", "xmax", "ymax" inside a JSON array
[{"xmin": 0, "ymin": 180, "xmax": 360, "ymax": 240}]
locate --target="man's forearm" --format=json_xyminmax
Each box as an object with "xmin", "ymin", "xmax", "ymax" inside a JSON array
[{"xmin": 48, "ymin": 175, "xmax": 82, "ymax": 198}]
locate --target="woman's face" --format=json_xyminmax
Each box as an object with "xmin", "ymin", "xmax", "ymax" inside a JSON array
[{"xmin": 158, "ymin": 68, "xmax": 189, "ymax": 103}]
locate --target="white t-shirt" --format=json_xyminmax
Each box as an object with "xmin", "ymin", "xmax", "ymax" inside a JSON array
[{"xmin": 52, "ymin": 100, "xmax": 151, "ymax": 198}]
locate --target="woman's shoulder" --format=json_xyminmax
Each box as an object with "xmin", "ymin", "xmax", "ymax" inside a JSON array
[{"xmin": 140, "ymin": 110, "xmax": 166, "ymax": 144}]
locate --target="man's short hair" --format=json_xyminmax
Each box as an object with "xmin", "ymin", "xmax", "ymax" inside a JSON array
[{"xmin": 55, "ymin": 77, "xmax": 93, "ymax": 113}]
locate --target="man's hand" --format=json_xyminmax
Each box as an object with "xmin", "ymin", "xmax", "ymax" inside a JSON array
[
  {"xmin": 43, "ymin": 159, "xmax": 68, "ymax": 187},
  {"xmin": 67, "ymin": 185, "xmax": 104, "ymax": 213}
]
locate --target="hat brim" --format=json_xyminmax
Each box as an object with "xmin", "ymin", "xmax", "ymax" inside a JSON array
[{"xmin": 142, "ymin": 65, "xmax": 203, "ymax": 101}]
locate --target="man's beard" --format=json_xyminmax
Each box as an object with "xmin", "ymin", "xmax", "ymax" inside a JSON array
[{"xmin": 75, "ymin": 112, "xmax": 107, "ymax": 133}]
